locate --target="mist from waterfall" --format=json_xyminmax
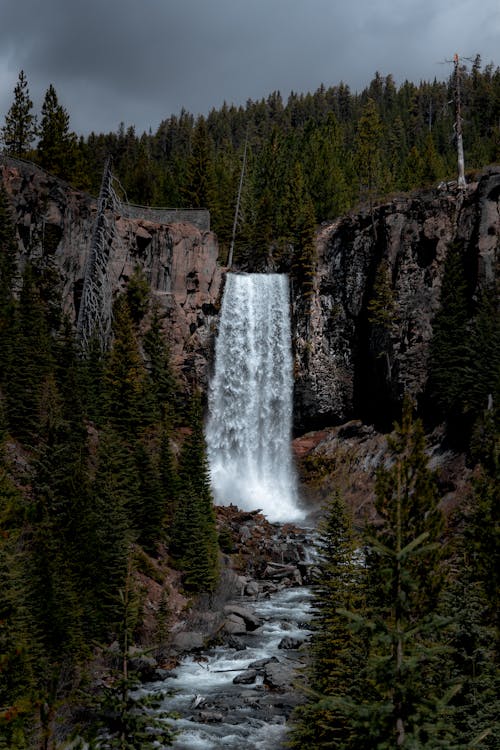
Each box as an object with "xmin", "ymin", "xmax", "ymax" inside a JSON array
[{"xmin": 206, "ymin": 273, "xmax": 303, "ymax": 522}]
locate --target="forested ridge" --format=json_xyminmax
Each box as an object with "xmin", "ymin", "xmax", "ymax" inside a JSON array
[
  {"xmin": 3, "ymin": 57, "xmax": 500, "ymax": 267},
  {"xmin": 0, "ymin": 59, "xmax": 499, "ymax": 748}
]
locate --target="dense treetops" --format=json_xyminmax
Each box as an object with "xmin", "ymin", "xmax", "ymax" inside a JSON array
[{"xmin": 2, "ymin": 56, "xmax": 500, "ymax": 266}]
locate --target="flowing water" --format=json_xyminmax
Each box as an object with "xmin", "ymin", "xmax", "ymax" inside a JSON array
[
  {"xmin": 144, "ymin": 586, "xmax": 313, "ymax": 749},
  {"xmin": 142, "ymin": 272, "xmax": 312, "ymax": 748},
  {"xmin": 206, "ymin": 273, "xmax": 303, "ymax": 522}
]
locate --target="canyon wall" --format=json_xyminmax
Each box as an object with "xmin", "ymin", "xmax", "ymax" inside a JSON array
[
  {"xmin": 0, "ymin": 157, "xmax": 223, "ymax": 389},
  {"xmin": 293, "ymin": 167, "xmax": 500, "ymax": 431},
  {"xmin": 1, "ymin": 157, "xmax": 498, "ymax": 425}
]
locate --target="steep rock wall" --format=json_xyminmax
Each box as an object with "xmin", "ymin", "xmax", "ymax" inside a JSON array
[
  {"xmin": 293, "ymin": 167, "xmax": 500, "ymax": 432},
  {"xmin": 1, "ymin": 158, "xmax": 223, "ymax": 389},
  {"xmin": 2, "ymin": 158, "xmax": 498, "ymax": 424}
]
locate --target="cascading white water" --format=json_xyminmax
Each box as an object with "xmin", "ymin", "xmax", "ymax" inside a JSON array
[{"xmin": 206, "ymin": 273, "xmax": 303, "ymax": 522}]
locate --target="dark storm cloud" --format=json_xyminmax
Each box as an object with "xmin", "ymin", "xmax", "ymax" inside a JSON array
[{"xmin": 0, "ymin": 0, "xmax": 499, "ymax": 135}]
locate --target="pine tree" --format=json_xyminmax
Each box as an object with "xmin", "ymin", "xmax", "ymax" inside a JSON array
[
  {"xmin": 0, "ymin": 185, "xmax": 18, "ymax": 401},
  {"xmin": 143, "ymin": 303, "xmax": 178, "ymax": 421},
  {"xmin": 289, "ymin": 491, "xmax": 366, "ymax": 749},
  {"xmin": 6, "ymin": 264, "xmax": 53, "ymax": 445},
  {"xmin": 1, "ymin": 70, "xmax": 37, "ymax": 157},
  {"xmin": 0, "ymin": 436, "xmax": 35, "ymax": 747},
  {"xmin": 171, "ymin": 391, "xmax": 218, "ymax": 593},
  {"xmin": 428, "ymin": 242, "xmax": 470, "ymax": 437},
  {"xmin": 354, "ymin": 98, "xmax": 386, "ymax": 216},
  {"xmin": 310, "ymin": 399, "xmax": 456, "ymax": 748},
  {"xmin": 37, "ymin": 84, "xmax": 77, "ymax": 180},
  {"xmin": 103, "ymin": 295, "xmax": 151, "ymax": 435},
  {"xmin": 288, "ymin": 162, "xmax": 317, "ymax": 304},
  {"xmin": 182, "ymin": 116, "xmax": 217, "ymax": 210},
  {"xmin": 464, "ymin": 285, "xmax": 500, "ymax": 423},
  {"xmin": 87, "ymin": 556, "xmax": 176, "ymax": 749},
  {"xmin": 352, "ymin": 397, "xmax": 453, "ymax": 748},
  {"xmin": 76, "ymin": 424, "xmax": 137, "ymax": 643}
]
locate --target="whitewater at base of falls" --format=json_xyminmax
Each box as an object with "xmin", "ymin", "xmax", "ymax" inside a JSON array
[{"xmin": 206, "ymin": 273, "xmax": 303, "ymax": 523}]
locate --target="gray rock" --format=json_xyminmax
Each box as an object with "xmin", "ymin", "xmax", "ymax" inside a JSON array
[
  {"xmin": 278, "ymin": 636, "xmax": 304, "ymax": 650},
  {"xmin": 245, "ymin": 580, "xmax": 260, "ymax": 597},
  {"xmin": 197, "ymin": 711, "xmax": 224, "ymax": 723},
  {"xmin": 223, "ymin": 614, "xmax": 247, "ymax": 634},
  {"xmin": 171, "ymin": 631, "xmax": 204, "ymax": 652},
  {"xmin": 248, "ymin": 656, "xmax": 279, "ymax": 671},
  {"xmin": 233, "ymin": 669, "xmax": 258, "ymax": 685},
  {"xmin": 263, "ymin": 662, "xmax": 295, "ymax": 692},
  {"xmin": 223, "ymin": 604, "xmax": 260, "ymax": 631}
]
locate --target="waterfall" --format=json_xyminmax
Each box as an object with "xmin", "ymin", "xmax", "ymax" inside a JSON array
[{"xmin": 206, "ymin": 273, "xmax": 303, "ymax": 522}]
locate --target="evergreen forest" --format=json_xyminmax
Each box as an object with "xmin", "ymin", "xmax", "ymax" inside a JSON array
[
  {"xmin": 2, "ymin": 58, "xmax": 500, "ymax": 268},
  {"xmin": 0, "ymin": 59, "xmax": 499, "ymax": 748}
]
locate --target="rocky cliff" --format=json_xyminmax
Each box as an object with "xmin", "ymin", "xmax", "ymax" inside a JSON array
[
  {"xmin": 0, "ymin": 156, "xmax": 223, "ymax": 389},
  {"xmin": 2, "ymin": 157, "xmax": 498, "ymax": 423},
  {"xmin": 293, "ymin": 167, "xmax": 500, "ymax": 432}
]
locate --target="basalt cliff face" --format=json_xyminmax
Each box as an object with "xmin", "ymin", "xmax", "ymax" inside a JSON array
[
  {"xmin": 293, "ymin": 167, "xmax": 500, "ymax": 432},
  {"xmin": 1, "ymin": 157, "xmax": 223, "ymax": 389},
  {"xmin": 2, "ymin": 158, "xmax": 499, "ymax": 422}
]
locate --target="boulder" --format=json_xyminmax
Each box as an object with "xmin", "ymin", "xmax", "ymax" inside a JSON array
[
  {"xmin": 244, "ymin": 580, "xmax": 260, "ymax": 597},
  {"xmin": 223, "ymin": 614, "xmax": 247, "ymax": 634},
  {"xmin": 223, "ymin": 604, "xmax": 261, "ymax": 631},
  {"xmin": 171, "ymin": 631, "xmax": 205, "ymax": 652},
  {"xmin": 263, "ymin": 662, "xmax": 295, "ymax": 692},
  {"xmin": 278, "ymin": 636, "xmax": 304, "ymax": 650},
  {"xmin": 233, "ymin": 669, "xmax": 258, "ymax": 685}
]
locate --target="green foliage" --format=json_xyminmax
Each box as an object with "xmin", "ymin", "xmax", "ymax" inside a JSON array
[
  {"xmin": 288, "ymin": 162, "xmax": 317, "ymax": 301},
  {"xmin": 104, "ymin": 295, "xmax": 152, "ymax": 434},
  {"xmin": 289, "ymin": 491, "xmax": 366, "ymax": 749},
  {"xmin": 143, "ymin": 303, "xmax": 178, "ymax": 421},
  {"xmin": 171, "ymin": 391, "xmax": 219, "ymax": 592},
  {"xmin": 37, "ymin": 83, "xmax": 78, "ymax": 180},
  {"xmin": 5, "ymin": 264, "xmax": 53, "ymax": 444},
  {"xmin": 354, "ymin": 98, "xmax": 387, "ymax": 209},
  {"xmin": 428, "ymin": 243, "xmax": 470, "ymax": 428},
  {"xmin": 1, "ymin": 70, "xmax": 37, "ymax": 157},
  {"xmin": 182, "ymin": 116, "xmax": 217, "ymax": 211},
  {"xmin": 367, "ymin": 260, "xmax": 396, "ymax": 330},
  {"xmin": 87, "ymin": 559, "xmax": 176, "ymax": 749},
  {"xmin": 292, "ymin": 399, "xmax": 459, "ymax": 749},
  {"xmin": 125, "ymin": 266, "xmax": 150, "ymax": 325},
  {"xmin": 0, "ymin": 186, "xmax": 18, "ymax": 400}
]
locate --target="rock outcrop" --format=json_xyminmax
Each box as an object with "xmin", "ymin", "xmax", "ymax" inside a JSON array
[
  {"xmin": 2, "ymin": 157, "xmax": 498, "ymax": 419},
  {"xmin": 0, "ymin": 157, "xmax": 223, "ymax": 389},
  {"xmin": 293, "ymin": 168, "xmax": 500, "ymax": 431}
]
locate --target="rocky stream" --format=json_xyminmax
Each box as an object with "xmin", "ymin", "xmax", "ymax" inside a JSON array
[{"xmin": 139, "ymin": 519, "xmax": 318, "ymax": 749}]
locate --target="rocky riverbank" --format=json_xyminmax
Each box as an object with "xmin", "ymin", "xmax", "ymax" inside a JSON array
[{"xmin": 109, "ymin": 507, "xmax": 317, "ymax": 749}]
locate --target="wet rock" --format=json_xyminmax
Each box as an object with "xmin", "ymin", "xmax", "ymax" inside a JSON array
[
  {"xmin": 171, "ymin": 631, "xmax": 205, "ymax": 652},
  {"xmin": 224, "ymin": 635, "xmax": 247, "ymax": 650},
  {"xmin": 278, "ymin": 636, "xmax": 304, "ymax": 650},
  {"xmin": 245, "ymin": 580, "xmax": 260, "ymax": 597},
  {"xmin": 233, "ymin": 669, "xmax": 258, "ymax": 685},
  {"xmin": 248, "ymin": 656, "xmax": 279, "ymax": 671},
  {"xmin": 197, "ymin": 711, "xmax": 224, "ymax": 723},
  {"xmin": 223, "ymin": 604, "xmax": 261, "ymax": 631},
  {"xmin": 224, "ymin": 614, "xmax": 247, "ymax": 634},
  {"xmin": 263, "ymin": 662, "xmax": 295, "ymax": 692}
]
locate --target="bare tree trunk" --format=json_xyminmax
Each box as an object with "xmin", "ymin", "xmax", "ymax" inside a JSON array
[
  {"xmin": 454, "ymin": 54, "xmax": 467, "ymax": 190},
  {"xmin": 227, "ymin": 133, "xmax": 248, "ymax": 268}
]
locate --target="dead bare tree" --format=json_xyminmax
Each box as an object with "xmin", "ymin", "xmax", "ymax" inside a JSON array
[
  {"xmin": 76, "ymin": 157, "xmax": 119, "ymax": 351},
  {"xmin": 452, "ymin": 53, "xmax": 467, "ymax": 190}
]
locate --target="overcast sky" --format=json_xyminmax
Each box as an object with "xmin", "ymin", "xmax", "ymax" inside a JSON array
[{"xmin": 1, "ymin": 0, "xmax": 499, "ymax": 136}]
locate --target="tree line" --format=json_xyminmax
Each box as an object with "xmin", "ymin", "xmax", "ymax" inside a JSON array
[{"xmin": 2, "ymin": 56, "xmax": 500, "ymax": 272}]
